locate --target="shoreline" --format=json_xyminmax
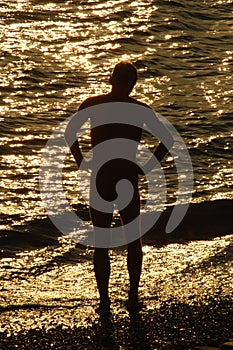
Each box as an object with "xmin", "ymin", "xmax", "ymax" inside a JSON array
[
  {"xmin": 1, "ymin": 198, "xmax": 233, "ymax": 258},
  {"xmin": 0, "ymin": 234, "xmax": 233, "ymax": 349}
]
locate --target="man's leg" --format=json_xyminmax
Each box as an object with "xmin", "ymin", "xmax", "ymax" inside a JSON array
[
  {"xmin": 93, "ymin": 247, "xmax": 110, "ymax": 303},
  {"xmin": 127, "ymin": 238, "xmax": 143, "ymax": 304},
  {"xmin": 119, "ymin": 182, "xmax": 143, "ymax": 307},
  {"xmin": 90, "ymin": 207, "xmax": 113, "ymax": 314}
]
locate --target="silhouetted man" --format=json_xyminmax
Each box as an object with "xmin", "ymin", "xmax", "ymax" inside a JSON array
[{"xmin": 66, "ymin": 61, "xmax": 171, "ymax": 316}]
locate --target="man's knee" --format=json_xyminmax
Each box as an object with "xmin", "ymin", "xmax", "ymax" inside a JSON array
[
  {"xmin": 128, "ymin": 239, "xmax": 142, "ymax": 254},
  {"xmin": 94, "ymin": 248, "xmax": 109, "ymax": 258}
]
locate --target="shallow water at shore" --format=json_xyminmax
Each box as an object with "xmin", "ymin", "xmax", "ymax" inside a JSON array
[{"xmin": 0, "ymin": 234, "xmax": 232, "ymax": 348}]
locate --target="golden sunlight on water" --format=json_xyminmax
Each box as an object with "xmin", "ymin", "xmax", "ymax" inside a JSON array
[{"xmin": 0, "ymin": 0, "xmax": 232, "ymax": 231}]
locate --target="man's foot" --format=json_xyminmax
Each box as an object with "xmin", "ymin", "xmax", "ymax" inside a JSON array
[
  {"xmin": 125, "ymin": 298, "xmax": 145, "ymax": 314},
  {"xmin": 96, "ymin": 299, "xmax": 111, "ymax": 317}
]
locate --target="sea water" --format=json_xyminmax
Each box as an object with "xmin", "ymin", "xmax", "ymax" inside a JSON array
[{"xmin": 0, "ymin": 0, "xmax": 232, "ymax": 254}]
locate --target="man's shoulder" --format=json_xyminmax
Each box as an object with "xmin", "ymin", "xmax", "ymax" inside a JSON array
[
  {"xmin": 78, "ymin": 95, "xmax": 108, "ymax": 111},
  {"xmin": 78, "ymin": 95, "xmax": 152, "ymax": 111},
  {"xmin": 128, "ymin": 97, "xmax": 152, "ymax": 110}
]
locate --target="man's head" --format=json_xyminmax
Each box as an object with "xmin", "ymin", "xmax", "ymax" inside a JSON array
[{"xmin": 110, "ymin": 61, "xmax": 137, "ymax": 96}]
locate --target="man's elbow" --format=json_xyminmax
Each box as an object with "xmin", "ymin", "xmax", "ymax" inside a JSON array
[
  {"xmin": 164, "ymin": 134, "xmax": 174, "ymax": 151},
  {"xmin": 64, "ymin": 123, "xmax": 76, "ymax": 148}
]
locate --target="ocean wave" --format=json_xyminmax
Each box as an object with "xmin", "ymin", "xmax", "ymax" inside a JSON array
[{"xmin": 1, "ymin": 199, "xmax": 232, "ymax": 257}]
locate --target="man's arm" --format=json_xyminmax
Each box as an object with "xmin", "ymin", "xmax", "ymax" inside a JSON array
[
  {"xmin": 69, "ymin": 140, "xmax": 83, "ymax": 168},
  {"xmin": 64, "ymin": 100, "xmax": 91, "ymax": 168},
  {"xmin": 153, "ymin": 142, "xmax": 169, "ymax": 163},
  {"xmin": 65, "ymin": 95, "xmax": 105, "ymax": 169},
  {"xmin": 141, "ymin": 110, "xmax": 174, "ymax": 174},
  {"xmin": 140, "ymin": 142, "xmax": 169, "ymax": 175}
]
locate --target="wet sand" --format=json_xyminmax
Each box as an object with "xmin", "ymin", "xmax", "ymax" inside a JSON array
[{"xmin": 0, "ymin": 234, "xmax": 233, "ymax": 349}]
